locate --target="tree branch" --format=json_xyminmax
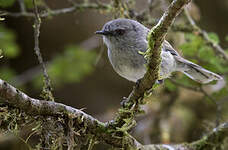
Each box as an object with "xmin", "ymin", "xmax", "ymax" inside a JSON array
[
  {"xmin": 0, "ymin": 78, "xmax": 142, "ymax": 149},
  {"xmin": 143, "ymin": 122, "xmax": 228, "ymax": 150},
  {"xmin": 17, "ymin": 0, "xmax": 26, "ymax": 14},
  {"xmin": 0, "ymin": 3, "xmax": 110, "ymax": 18},
  {"xmin": 191, "ymin": 122, "xmax": 228, "ymax": 150}
]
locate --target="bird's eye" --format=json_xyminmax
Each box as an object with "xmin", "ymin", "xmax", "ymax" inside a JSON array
[{"xmin": 115, "ymin": 29, "xmax": 125, "ymax": 35}]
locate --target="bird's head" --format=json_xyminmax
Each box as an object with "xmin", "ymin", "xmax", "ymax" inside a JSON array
[{"xmin": 95, "ymin": 18, "xmax": 148, "ymax": 49}]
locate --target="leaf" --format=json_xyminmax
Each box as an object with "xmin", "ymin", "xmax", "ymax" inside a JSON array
[
  {"xmin": 0, "ymin": 25, "xmax": 20, "ymax": 58},
  {"xmin": 179, "ymin": 33, "xmax": 203, "ymax": 57},
  {"xmin": 32, "ymin": 45, "xmax": 96, "ymax": 88},
  {"xmin": 24, "ymin": 0, "xmax": 44, "ymax": 8},
  {"xmin": 165, "ymin": 80, "xmax": 177, "ymax": 91},
  {"xmin": 0, "ymin": 67, "xmax": 16, "ymax": 82},
  {"xmin": 2, "ymin": 43, "xmax": 20, "ymax": 58},
  {"xmin": 208, "ymin": 32, "xmax": 220, "ymax": 44}
]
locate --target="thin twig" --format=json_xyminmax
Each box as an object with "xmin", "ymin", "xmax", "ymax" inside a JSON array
[
  {"xmin": 170, "ymin": 79, "xmax": 222, "ymax": 127},
  {"xmin": 128, "ymin": 9, "xmax": 194, "ymax": 33},
  {"xmin": 17, "ymin": 0, "xmax": 26, "ymax": 14},
  {"xmin": 143, "ymin": 122, "xmax": 228, "ymax": 150},
  {"xmin": 0, "ymin": 3, "xmax": 110, "ymax": 18},
  {"xmin": 184, "ymin": 8, "xmax": 228, "ymax": 60},
  {"xmin": 10, "ymin": 36, "xmax": 100, "ymax": 86},
  {"xmin": 33, "ymin": 0, "xmax": 54, "ymax": 101},
  {"xmin": 200, "ymin": 86, "xmax": 221, "ymax": 127}
]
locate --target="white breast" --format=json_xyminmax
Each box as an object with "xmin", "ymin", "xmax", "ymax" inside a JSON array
[
  {"xmin": 107, "ymin": 49, "xmax": 146, "ymax": 82},
  {"xmin": 160, "ymin": 50, "xmax": 176, "ymax": 78}
]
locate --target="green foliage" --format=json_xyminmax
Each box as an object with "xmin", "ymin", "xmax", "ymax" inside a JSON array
[
  {"xmin": 225, "ymin": 35, "xmax": 228, "ymax": 42},
  {"xmin": 208, "ymin": 32, "xmax": 219, "ymax": 44},
  {"xmin": 172, "ymin": 32, "xmax": 228, "ymax": 100},
  {"xmin": 0, "ymin": 0, "xmax": 15, "ymax": 8},
  {"xmin": 0, "ymin": 0, "xmax": 44, "ymax": 8},
  {"xmin": 49, "ymin": 45, "xmax": 96, "ymax": 85},
  {"xmin": 0, "ymin": 67, "xmax": 16, "ymax": 81},
  {"xmin": 179, "ymin": 33, "xmax": 228, "ymax": 73},
  {"xmin": 212, "ymin": 86, "xmax": 228, "ymax": 100},
  {"xmin": 179, "ymin": 33, "xmax": 200, "ymax": 57},
  {"xmin": 24, "ymin": 0, "xmax": 44, "ymax": 9},
  {"xmin": 165, "ymin": 80, "xmax": 177, "ymax": 91},
  {"xmin": 0, "ymin": 25, "xmax": 20, "ymax": 58},
  {"xmin": 33, "ymin": 45, "xmax": 96, "ymax": 88},
  {"xmin": 24, "ymin": 0, "xmax": 33, "ymax": 8},
  {"xmin": 0, "ymin": 24, "xmax": 19, "ymax": 85}
]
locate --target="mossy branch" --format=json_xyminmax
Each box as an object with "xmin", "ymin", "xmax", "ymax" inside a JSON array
[
  {"xmin": 0, "ymin": 79, "xmax": 227, "ymax": 150},
  {"xmin": 143, "ymin": 122, "xmax": 228, "ymax": 150},
  {"xmin": 0, "ymin": 79, "xmax": 141, "ymax": 149}
]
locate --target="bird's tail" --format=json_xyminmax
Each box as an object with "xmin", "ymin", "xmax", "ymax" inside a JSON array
[{"xmin": 175, "ymin": 57, "xmax": 223, "ymax": 84}]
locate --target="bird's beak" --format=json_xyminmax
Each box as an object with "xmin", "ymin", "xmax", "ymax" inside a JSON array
[{"xmin": 95, "ymin": 30, "xmax": 111, "ymax": 35}]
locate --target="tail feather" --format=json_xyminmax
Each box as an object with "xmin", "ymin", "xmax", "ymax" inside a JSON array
[{"xmin": 175, "ymin": 57, "xmax": 223, "ymax": 84}]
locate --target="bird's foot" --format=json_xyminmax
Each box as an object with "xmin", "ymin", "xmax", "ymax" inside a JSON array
[{"xmin": 121, "ymin": 97, "xmax": 128, "ymax": 107}]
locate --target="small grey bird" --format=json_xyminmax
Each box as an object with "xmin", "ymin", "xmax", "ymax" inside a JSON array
[{"xmin": 95, "ymin": 18, "xmax": 223, "ymax": 84}]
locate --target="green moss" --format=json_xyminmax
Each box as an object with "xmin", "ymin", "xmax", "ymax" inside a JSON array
[{"xmin": 146, "ymin": 29, "xmax": 156, "ymax": 59}]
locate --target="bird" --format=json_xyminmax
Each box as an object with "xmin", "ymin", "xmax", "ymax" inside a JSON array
[{"xmin": 95, "ymin": 18, "xmax": 223, "ymax": 84}]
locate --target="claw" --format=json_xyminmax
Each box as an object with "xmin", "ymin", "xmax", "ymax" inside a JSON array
[{"xmin": 121, "ymin": 97, "xmax": 128, "ymax": 107}]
